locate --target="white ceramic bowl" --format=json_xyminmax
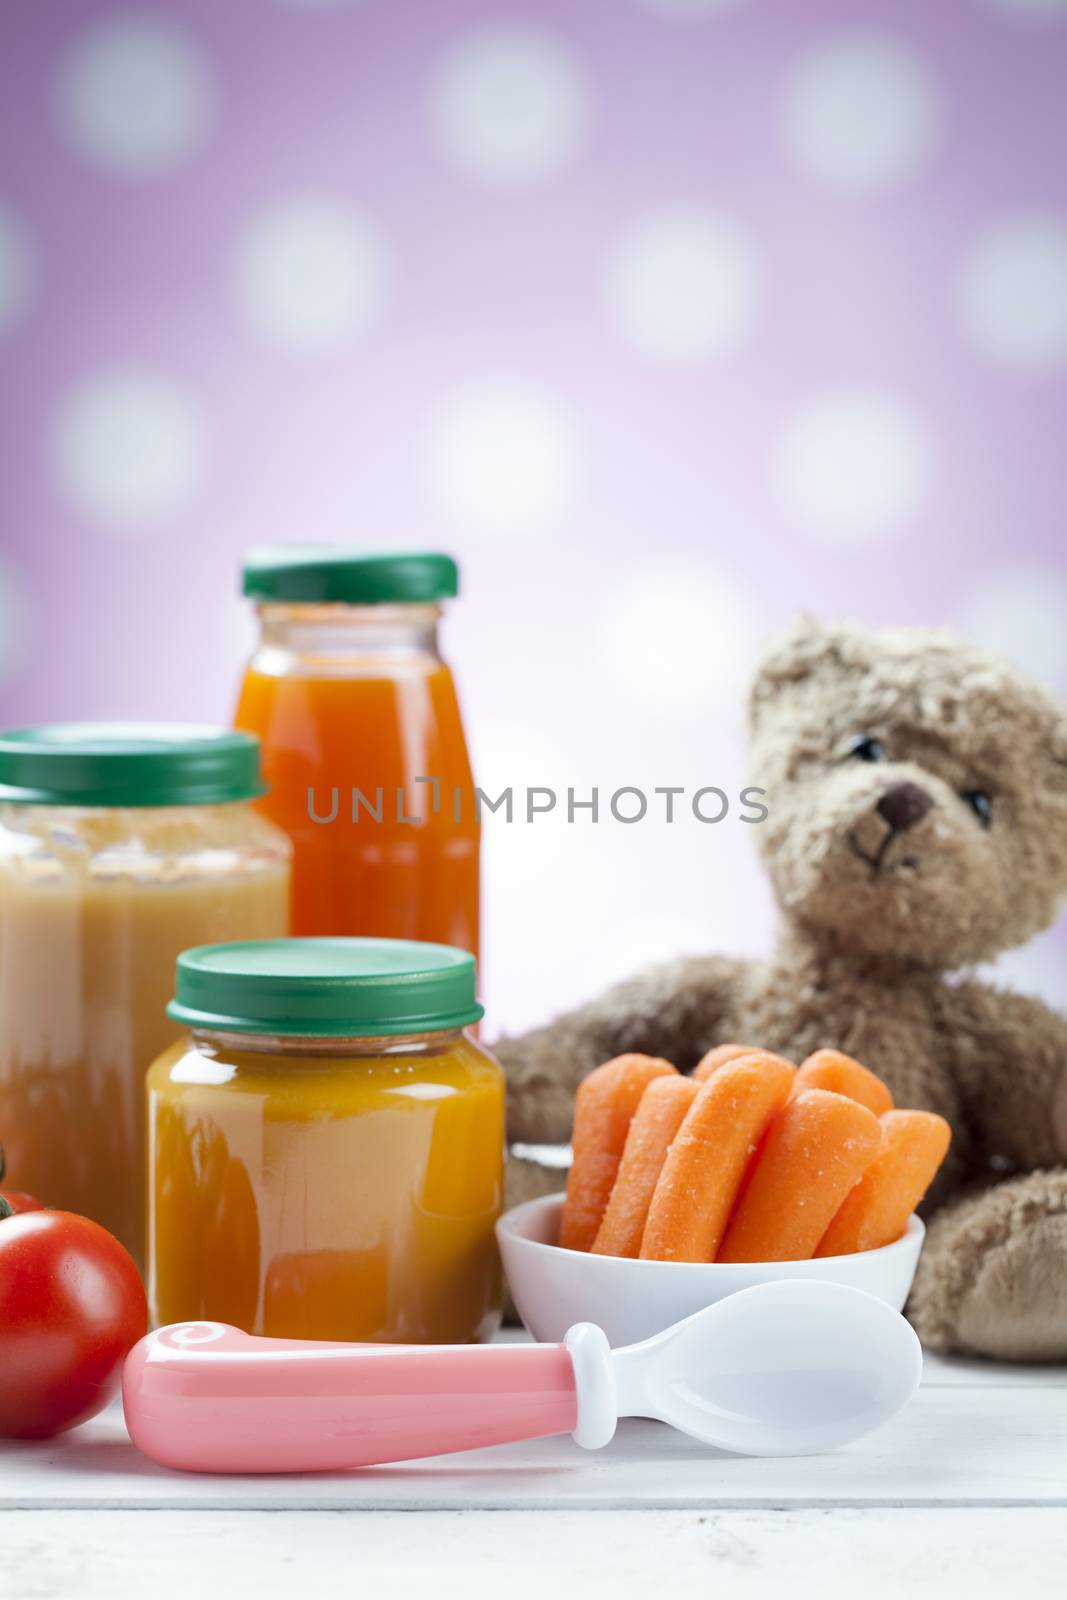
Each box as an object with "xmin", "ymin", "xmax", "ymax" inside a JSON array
[{"xmin": 497, "ymin": 1193, "xmax": 925, "ymax": 1346}]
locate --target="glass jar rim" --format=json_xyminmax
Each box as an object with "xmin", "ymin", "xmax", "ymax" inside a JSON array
[{"xmin": 188, "ymin": 1024, "xmax": 467, "ymax": 1055}]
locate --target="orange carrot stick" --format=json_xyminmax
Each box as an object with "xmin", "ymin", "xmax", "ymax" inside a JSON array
[
  {"xmin": 815, "ymin": 1109, "xmax": 951, "ymax": 1257},
  {"xmin": 640, "ymin": 1054, "xmax": 795, "ymax": 1263},
  {"xmin": 592, "ymin": 1076, "xmax": 700, "ymax": 1259},
  {"xmin": 718, "ymin": 1089, "xmax": 882, "ymax": 1263},
  {"xmin": 559, "ymin": 1054, "xmax": 677, "ymax": 1251},
  {"xmin": 791, "ymin": 1049, "xmax": 894, "ymax": 1117},
  {"xmin": 692, "ymin": 1043, "xmax": 794, "ymax": 1083}
]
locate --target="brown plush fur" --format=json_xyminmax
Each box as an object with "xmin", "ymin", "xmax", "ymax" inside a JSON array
[{"xmin": 495, "ymin": 620, "xmax": 1067, "ymax": 1360}]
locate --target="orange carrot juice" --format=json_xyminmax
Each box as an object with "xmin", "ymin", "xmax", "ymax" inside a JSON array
[{"xmin": 235, "ymin": 551, "xmax": 479, "ymax": 956}]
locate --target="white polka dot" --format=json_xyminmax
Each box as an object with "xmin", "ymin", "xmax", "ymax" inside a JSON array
[
  {"xmin": 430, "ymin": 23, "xmax": 589, "ymax": 186},
  {"xmin": 957, "ymin": 216, "xmax": 1067, "ymax": 371},
  {"xmin": 475, "ymin": 722, "xmax": 573, "ymax": 887},
  {"xmin": 578, "ymin": 913, "xmax": 713, "ymax": 996},
  {"xmin": 51, "ymin": 368, "xmax": 208, "ymax": 533},
  {"xmin": 774, "ymin": 389, "xmax": 930, "ymax": 544},
  {"xmin": 981, "ymin": 0, "xmax": 1067, "ymax": 18},
  {"xmin": 0, "ymin": 208, "xmax": 35, "ymax": 339},
  {"xmin": 472, "ymin": 717, "xmax": 615, "ymax": 1027},
  {"xmin": 425, "ymin": 378, "xmax": 578, "ymax": 536},
  {"xmin": 232, "ymin": 197, "xmax": 389, "ymax": 356},
  {"xmin": 605, "ymin": 209, "xmax": 762, "ymax": 365},
  {"xmin": 57, "ymin": 16, "xmax": 214, "ymax": 177},
  {"xmin": 783, "ymin": 32, "xmax": 941, "ymax": 192},
  {"xmin": 958, "ymin": 566, "xmax": 1067, "ymax": 692},
  {"xmin": 470, "ymin": 719, "xmax": 572, "ymax": 803},
  {"xmin": 0, "ymin": 557, "xmax": 31, "ymax": 688},
  {"xmin": 635, "ymin": 0, "xmax": 742, "ymax": 13},
  {"xmin": 597, "ymin": 563, "xmax": 760, "ymax": 712},
  {"xmin": 981, "ymin": 926, "xmax": 1067, "ymax": 1011},
  {"xmin": 217, "ymin": 587, "xmax": 260, "ymax": 683}
]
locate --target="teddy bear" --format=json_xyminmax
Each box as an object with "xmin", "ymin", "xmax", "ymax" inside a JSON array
[{"xmin": 494, "ymin": 619, "xmax": 1067, "ymax": 1361}]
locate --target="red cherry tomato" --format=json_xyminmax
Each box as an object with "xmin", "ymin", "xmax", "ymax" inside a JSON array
[{"xmin": 0, "ymin": 1208, "xmax": 147, "ymax": 1438}]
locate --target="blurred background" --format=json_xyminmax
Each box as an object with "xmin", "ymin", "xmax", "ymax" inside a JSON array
[{"xmin": 1, "ymin": 0, "xmax": 1065, "ymax": 1034}]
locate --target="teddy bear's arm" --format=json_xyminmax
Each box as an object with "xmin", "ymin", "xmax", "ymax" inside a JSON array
[
  {"xmin": 908, "ymin": 1166, "xmax": 1067, "ymax": 1359},
  {"xmin": 937, "ymin": 979, "xmax": 1067, "ymax": 1170},
  {"xmin": 494, "ymin": 954, "xmax": 745, "ymax": 1145}
]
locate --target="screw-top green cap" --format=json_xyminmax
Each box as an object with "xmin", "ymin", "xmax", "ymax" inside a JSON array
[
  {"xmin": 242, "ymin": 547, "xmax": 459, "ymax": 605},
  {"xmin": 0, "ymin": 724, "xmax": 267, "ymax": 808},
  {"xmin": 168, "ymin": 937, "xmax": 484, "ymax": 1037}
]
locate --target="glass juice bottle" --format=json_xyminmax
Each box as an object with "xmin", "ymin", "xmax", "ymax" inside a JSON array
[{"xmin": 235, "ymin": 549, "xmax": 479, "ymax": 958}]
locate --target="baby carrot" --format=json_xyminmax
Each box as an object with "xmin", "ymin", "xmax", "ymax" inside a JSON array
[
  {"xmin": 792, "ymin": 1049, "xmax": 894, "ymax": 1117},
  {"xmin": 718, "ymin": 1089, "xmax": 882, "ymax": 1263},
  {"xmin": 815, "ymin": 1109, "xmax": 951, "ymax": 1257},
  {"xmin": 592, "ymin": 1076, "xmax": 700, "ymax": 1259},
  {"xmin": 692, "ymin": 1043, "xmax": 794, "ymax": 1083},
  {"xmin": 559, "ymin": 1054, "xmax": 677, "ymax": 1251},
  {"xmin": 640, "ymin": 1054, "xmax": 795, "ymax": 1263}
]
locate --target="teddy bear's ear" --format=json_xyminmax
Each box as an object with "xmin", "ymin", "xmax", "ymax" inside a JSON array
[{"xmin": 748, "ymin": 616, "xmax": 870, "ymax": 730}]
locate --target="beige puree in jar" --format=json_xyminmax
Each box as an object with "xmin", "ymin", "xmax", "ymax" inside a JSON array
[{"xmin": 0, "ymin": 728, "xmax": 290, "ymax": 1263}]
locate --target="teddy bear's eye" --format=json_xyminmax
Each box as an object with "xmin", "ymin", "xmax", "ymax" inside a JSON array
[
  {"xmin": 962, "ymin": 790, "xmax": 993, "ymax": 829},
  {"xmin": 846, "ymin": 735, "xmax": 886, "ymax": 763}
]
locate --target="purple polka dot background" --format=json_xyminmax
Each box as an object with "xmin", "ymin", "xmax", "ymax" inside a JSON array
[{"xmin": 1, "ymin": 0, "xmax": 1065, "ymax": 1033}]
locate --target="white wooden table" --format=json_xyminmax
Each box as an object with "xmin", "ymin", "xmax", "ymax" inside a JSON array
[{"xmin": 1, "ymin": 1349, "xmax": 1064, "ymax": 1599}]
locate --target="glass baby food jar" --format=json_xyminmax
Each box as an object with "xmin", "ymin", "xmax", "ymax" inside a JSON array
[
  {"xmin": 235, "ymin": 548, "xmax": 479, "ymax": 958},
  {"xmin": 147, "ymin": 937, "xmax": 504, "ymax": 1343},
  {"xmin": 0, "ymin": 725, "xmax": 290, "ymax": 1262}
]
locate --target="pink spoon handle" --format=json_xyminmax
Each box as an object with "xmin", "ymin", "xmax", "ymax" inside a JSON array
[{"xmin": 123, "ymin": 1322, "xmax": 580, "ymax": 1474}]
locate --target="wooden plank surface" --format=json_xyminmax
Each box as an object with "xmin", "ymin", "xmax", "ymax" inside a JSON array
[
  {"xmin": 0, "ymin": 1508, "xmax": 1065, "ymax": 1600},
  {"xmin": 2, "ymin": 1357, "xmax": 1065, "ymax": 1600}
]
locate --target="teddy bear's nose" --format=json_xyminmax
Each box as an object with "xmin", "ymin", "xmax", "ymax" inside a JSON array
[{"xmin": 876, "ymin": 782, "xmax": 934, "ymax": 834}]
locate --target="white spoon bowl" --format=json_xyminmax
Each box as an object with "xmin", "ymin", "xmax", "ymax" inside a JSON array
[{"xmin": 498, "ymin": 1192, "xmax": 924, "ymax": 1346}]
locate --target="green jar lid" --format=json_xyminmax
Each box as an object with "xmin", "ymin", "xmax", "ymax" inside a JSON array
[
  {"xmin": 0, "ymin": 724, "xmax": 267, "ymax": 808},
  {"xmin": 242, "ymin": 547, "xmax": 459, "ymax": 605},
  {"xmin": 168, "ymin": 937, "xmax": 484, "ymax": 1037}
]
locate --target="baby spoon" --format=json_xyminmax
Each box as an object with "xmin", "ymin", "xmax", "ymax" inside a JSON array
[{"xmin": 123, "ymin": 1279, "xmax": 921, "ymax": 1474}]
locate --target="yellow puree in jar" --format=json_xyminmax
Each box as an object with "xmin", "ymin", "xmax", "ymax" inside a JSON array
[{"xmin": 147, "ymin": 1030, "xmax": 505, "ymax": 1344}]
